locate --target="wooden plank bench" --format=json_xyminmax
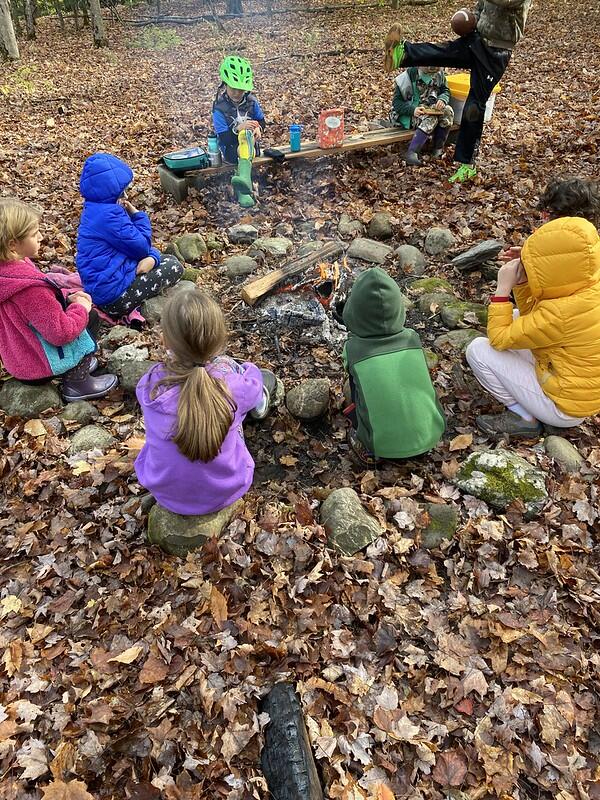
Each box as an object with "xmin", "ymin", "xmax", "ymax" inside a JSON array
[{"xmin": 158, "ymin": 125, "xmax": 459, "ymax": 202}]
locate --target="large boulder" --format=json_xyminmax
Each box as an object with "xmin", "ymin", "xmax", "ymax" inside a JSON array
[
  {"xmin": 0, "ymin": 380, "xmax": 62, "ymax": 418},
  {"xmin": 421, "ymin": 503, "xmax": 459, "ymax": 548},
  {"xmin": 338, "ymin": 214, "xmax": 364, "ymax": 239},
  {"xmin": 433, "ymin": 329, "xmax": 480, "ymax": 351},
  {"xmin": 173, "ymin": 233, "xmax": 207, "ymax": 263},
  {"xmin": 321, "ymin": 488, "xmax": 385, "ymax": 555},
  {"xmin": 424, "ymin": 227, "xmax": 455, "ymax": 256},
  {"xmin": 544, "ymin": 436, "xmax": 585, "ymax": 474},
  {"xmin": 225, "ymin": 255, "xmax": 259, "ymax": 278},
  {"xmin": 368, "ymin": 212, "xmax": 393, "ymax": 240},
  {"xmin": 119, "ymin": 360, "xmax": 155, "ymax": 393},
  {"xmin": 440, "ymin": 301, "xmax": 488, "ymax": 329},
  {"xmin": 453, "ymin": 449, "xmax": 548, "ymax": 516},
  {"xmin": 286, "ymin": 379, "xmax": 330, "ymax": 420},
  {"xmin": 107, "ymin": 344, "xmax": 149, "ymax": 374},
  {"xmin": 61, "ymin": 400, "xmax": 99, "ymax": 425},
  {"xmin": 228, "ymin": 224, "xmax": 259, "ymax": 244},
  {"xmin": 253, "ymin": 237, "xmax": 293, "ymax": 259},
  {"xmin": 347, "ymin": 238, "xmax": 393, "ymax": 265},
  {"xmin": 69, "ymin": 424, "xmax": 116, "ymax": 455},
  {"xmin": 147, "ymin": 500, "xmax": 242, "ymax": 556},
  {"xmin": 98, "ymin": 325, "xmax": 141, "ymax": 350},
  {"xmin": 394, "ymin": 244, "xmax": 426, "ymax": 275}
]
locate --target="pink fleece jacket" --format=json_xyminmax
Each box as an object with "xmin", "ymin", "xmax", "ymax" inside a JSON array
[{"xmin": 0, "ymin": 259, "xmax": 89, "ymax": 380}]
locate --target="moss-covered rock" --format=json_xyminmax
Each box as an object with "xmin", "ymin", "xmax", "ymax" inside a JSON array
[
  {"xmin": 182, "ymin": 266, "xmax": 202, "ymax": 283},
  {"xmin": 434, "ymin": 329, "xmax": 481, "ymax": 351},
  {"xmin": 409, "ymin": 277, "xmax": 454, "ymax": 294},
  {"xmin": 0, "ymin": 380, "xmax": 62, "ymax": 418},
  {"xmin": 147, "ymin": 500, "xmax": 242, "ymax": 556},
  {"xmin": 418, "ymin": 292, "xmax": 456, "ymax": 314},
  {"xmin": 321, "ymin": 488, "xmax": 384, "ymax": 555},
  {"xmin": 174, "ymin": 233, "xmax": 207, "ymax": 263},
  {"xmin": 69, "ymin": 424, "xmax": 116, "ymax": 455},
  {"xmin": 453, "ymin": 448, "xmax": 548, "ymax": 516},
  {"xmin": 440, "ymin": 301, "xmax": 488, "ymax": 329},
  {"xmin": 421, "ymin": 503, "xmax": 459, "ymax": 548},
  {"xmin": 424, "ymin": 349, "xmax": 439, "ymax": 370}
]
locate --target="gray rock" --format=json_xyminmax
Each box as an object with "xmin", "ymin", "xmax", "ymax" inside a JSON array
[
  {"xmin": 0, "ymin": 380, "xmax": 62, "ymax": 418},
  {"xmin": 61, "ymin": 400, "xmax": 99, "ymax": 425},
  {"xmin": 297, "ymin": 220, "xmax": 316, "ymax": 235},
  {"xmin": 453, "ymin": 448, "xmax": 548, "ymax": 516},
  {"xmin": 347, "ymin": 238, "xmax": 393, "ymax": 265},
  {"xmin": 440, "ymin": 301, "xmax": 488, "ymax": 329},
  {"xmin": 421, "ymin": 503, "xmax": 458, "ymax": 548},
  {"xmin": 338, "ymin": 214, "xmax": 364, "ymax": 239},
  {"xmin": 424, "ymin": 227, "xmax": 455, "ymax": 256},
  {"xmin": 141, "ymin": 280, "xmax": 196, "ymax": 323},
  {"xmin": 451, "ymin": 240, "xmax": 504, "ymax": 272},
  {"xmin": 286, "ymin": 378, "xmax": 330, "ymax": 420},
  {"xmin": 164, "ymin": 241, "xmax": 183, "ymax": 261},
  {"xmin": 418, "ymin": 292, "xmax": 456, "ymax": 314},
  {"xmin": 225, "ymin": 255, "xmax": 258, "ymax": 277},
  {"xmin": 119, "ymin": 360, "xmax": 155, "ymax": 393},
  {"xmin": 44, "ymin": 416, "xmax": 65, "ymax": 436},
  {"xmin": 147, "ymin": 500, "xmax": 242, "ymax": 556},
  {"xmin": 69, "ymin": 424, "xmax": 116, "ymax": 455},
  {"xmin": 297, "ymin": 241, "xmax": 325, "ymax": 257},
  {"xmin": 173, "ymin": 233, "xmax": 207, "ymax": 263},
  {"xmin": 275, "ymin": 222, "xmax": 294, "ymax": 238},
  {"xmin": 98, "ymin": 325, "xmax": 141, "ymax": 350},
  {"xmin": 321, "ymin": 488, "xmax": 385, "ymax": 555},
  {"xmin": 168, "ymin": 279, "xmax": 197, "ymax": 294},
  {"xmin": 408, "ymin": 277, "xmax": 453, "ymax": 294},
  {"xmin": 368, "ymin": 212, "xmax": 393, "ymax": 240},
  {"xmin": 394, "ymin": 244, "xmax": 426, "ymax": 275},
  {"xmin": 434, "ymin": 329, "xmax": 481, "ymax": 351},
  {"xmin": 181, "ymin": 266, "xmax": 202, "ymax": 283},
  {"xmin": 254, "ymin": 237, "xmax": 293, "ymax": 258},
  {"xmin": 400, "ymin": 292, "xmax": 414, "ymax": 312},
  {"xmin": 107, "ymin": 344, "xmax": 150, "ymax": 375},
  {"xmin": 544, "ymin": 436, "xmax": 585, "ymax": 474},
  {"xmin": 228, "ymin": 224, "xmax": 259, "ymax": 244}
]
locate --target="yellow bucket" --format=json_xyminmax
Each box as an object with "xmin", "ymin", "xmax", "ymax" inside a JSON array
[
  {"xmin": 447, "ymin": 72, "xmax": 501, "ymax": 101},
  {"xmin": 447, "ymin": 73, "xmax": 501, "ymax": 123}
]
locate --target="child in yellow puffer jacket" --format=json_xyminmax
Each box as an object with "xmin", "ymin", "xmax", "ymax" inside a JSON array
[{"xmin": 466, "ymin": 217, "xmax": 600, "ymax": 437}]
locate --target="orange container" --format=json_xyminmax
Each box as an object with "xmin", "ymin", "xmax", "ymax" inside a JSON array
[{"xmin": 317, "ymin": 108, "xmax": 345, "ymax": 149}]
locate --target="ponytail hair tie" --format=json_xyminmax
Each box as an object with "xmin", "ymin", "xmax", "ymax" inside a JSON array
[{"xmin": 193, "ymin": 362, "xmax": 206, "ymax": 368}]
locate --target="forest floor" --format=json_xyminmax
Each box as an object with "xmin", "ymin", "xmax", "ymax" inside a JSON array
[{"xmin": 1, "ymin": 0, "xmax": 599, "ymax": 798}]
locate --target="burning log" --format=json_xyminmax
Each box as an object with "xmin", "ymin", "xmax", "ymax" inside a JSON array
[{"xmin": 240, "ymin": 241, "xmax": 343, "ymax": 306}]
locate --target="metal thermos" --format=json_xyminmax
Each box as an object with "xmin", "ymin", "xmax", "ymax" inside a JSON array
[
  {"xmin": 207, "ymin": 135, "xmax": 222, "ymax": 166},
  {"xmin": 289, "ymin": 124, "xmax": 302, "ymax": 152}
]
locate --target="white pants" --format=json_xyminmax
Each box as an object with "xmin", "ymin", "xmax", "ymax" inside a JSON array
[{"xmin": 465, "ymin": 337, "xmax": 584, "ymax": 428}]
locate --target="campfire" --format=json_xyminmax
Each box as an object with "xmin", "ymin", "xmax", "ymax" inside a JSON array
[{"xmin": 274, "ymin": 257, "xmax": 351, "ymax": 310}]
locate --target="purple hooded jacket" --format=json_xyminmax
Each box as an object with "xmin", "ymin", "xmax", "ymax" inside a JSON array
[{"xmin": 135, "ymin": 358, "xmax": 263, "ymax": 515}]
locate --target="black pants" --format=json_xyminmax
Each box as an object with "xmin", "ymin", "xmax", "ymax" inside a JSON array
[
  {"xmin": 100, "ymin": 255, "xmax": 183, "ymax": 319},
  {"xmin": 403, "ymin": 33, "xmax": 511, "ymax": 164}
]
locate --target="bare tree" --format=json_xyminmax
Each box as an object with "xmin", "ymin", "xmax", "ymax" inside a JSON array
[
  {"xmin": 226, "ymin": 0, "xmax": 243, "ymax": 15},
  {"xmin": 24, "ymin": 0, "xmax": 35, "ymax": 39},
  {"xmin": 88, "ymin": 0, "xmax": 107, "ymax": 46},
  {"xmin": 0, "ymin": 0, "xmax": 19, "ymax": 59}
]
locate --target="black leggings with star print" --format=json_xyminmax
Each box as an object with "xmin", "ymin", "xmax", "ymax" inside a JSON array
[{"xmin": 100, "ymin": 254, "xmax": 184, "ymax": 319}]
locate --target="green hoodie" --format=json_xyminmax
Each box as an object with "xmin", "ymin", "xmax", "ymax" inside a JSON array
[{"xmin": 342, "ymin": 268, "xmax": 445, "ymax": 459}]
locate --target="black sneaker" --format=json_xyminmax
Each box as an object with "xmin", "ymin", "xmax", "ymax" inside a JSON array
[{"xmin": 476, "ymin": 411, "xmax": 543, "ymax": 438}]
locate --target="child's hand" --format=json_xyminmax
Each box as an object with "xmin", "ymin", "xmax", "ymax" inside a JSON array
[
  {"xmin": 498, "ymin": 246, "xmax": 522, "ymax": 263},
  {"xmin": 496, "ymin": 259, "xmax": 525, "ymax": 295},
  {"xmin": 69, "ymin": 291, "xmax": 92, "ymax": 312},
  {"xmin": 414, "ymin": 106, "xmax": 426, "ymax": 117},
  {"xmin": 122, "ymin": 199, "xmax": 139, "ymax": 216},
  {"xmin": 136, "ymin": 257, "xmax": 155, "ymax": 275},
  {"xmin": 435, "ymin": 99, "xmax": 446, "ymax": 110}
]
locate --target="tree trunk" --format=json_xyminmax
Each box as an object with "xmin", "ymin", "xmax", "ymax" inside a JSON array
[
  {"xmin": 226, "ymin": 0, "xmax": 243, "ymax": 15},
  {"xmin": 73, "ymin": 0, "xmax": 80, "ymax": 30},
  {"xmin": 24, "ymin": 0, "xmax": 35, "ymax": 38},
  {"xmin": 391, "ymin": 0, "xmax": 401, "ymax": 7},
  {"xmin": 0, "ymin": 0, "xmax": 20, "ymax": 59},
  {"xmin": 88, "ymin": 0, "xmax": 107, "ymax": 46},
  {"xmin": 53, "ymin": 0, "xmax": 65, "ymax": 30},
  {"xmin": 81, "ymin": 0, "xmax": 89, "ymax": 27}
]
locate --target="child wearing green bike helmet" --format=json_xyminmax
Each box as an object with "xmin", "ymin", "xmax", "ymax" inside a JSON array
[{"xmin": 212, "ymin": 56, "xmax": 266, "ymax": 209}]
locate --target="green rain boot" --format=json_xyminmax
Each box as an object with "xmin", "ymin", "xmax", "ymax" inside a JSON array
[
  {"xmin": 449, "ymin": 163, "xmax": 478, "ymax": 184},
  {"xmin": 231, "ymin": 158, "xmax": 255, "ymax": 208}
]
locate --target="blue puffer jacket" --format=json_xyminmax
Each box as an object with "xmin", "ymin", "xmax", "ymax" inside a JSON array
[{"xmin": 76, "ymin": 153, "xmax": 161, "ymax": 306}]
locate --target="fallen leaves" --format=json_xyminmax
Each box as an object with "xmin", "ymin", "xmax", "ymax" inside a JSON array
[
  {"xmin": 432, "ymin": 749, "xmax": 468, "ymax": 787},
  {"xmin": 107, "ymin": 645, "xmax": 143, "ymax": 664},
  {"xmin": 41, "ymin": 780, "xmax": 94, "ymax": 800}
]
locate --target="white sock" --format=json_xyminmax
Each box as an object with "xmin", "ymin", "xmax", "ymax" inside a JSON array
[{"xmin": 508, "ymin": 403, "xmax": 535, "ymax": 422}]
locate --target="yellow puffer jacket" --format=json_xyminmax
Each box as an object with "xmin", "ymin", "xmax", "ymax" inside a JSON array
[{"xmin": 487, "ymin": 217, "xmax": 600, "ymax": 418}]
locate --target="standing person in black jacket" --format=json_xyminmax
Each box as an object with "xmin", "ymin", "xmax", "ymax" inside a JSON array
[{"xmin": 384, "ymin": 0, "xmax": 532, "ymax": 183}]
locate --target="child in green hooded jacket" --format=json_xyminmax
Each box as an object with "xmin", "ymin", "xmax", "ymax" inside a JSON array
[{"xmin": 342, "ymin": 267, "xmax": 445, "ymax": 465}]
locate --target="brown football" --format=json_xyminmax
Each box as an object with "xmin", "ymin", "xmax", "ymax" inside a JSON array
[{"xmin": 451, "ymin": 8, "xmax": 477, "ymax": 36}]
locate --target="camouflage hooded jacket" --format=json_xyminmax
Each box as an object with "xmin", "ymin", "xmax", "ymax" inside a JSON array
[{"xmin": 475, "ymin": 0, "xmax": 532, "ymax": 50}]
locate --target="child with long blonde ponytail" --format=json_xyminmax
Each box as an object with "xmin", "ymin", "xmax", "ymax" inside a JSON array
[{"xmin": 135, "ymin": 287, "xmax": 276, "ymax": 515}]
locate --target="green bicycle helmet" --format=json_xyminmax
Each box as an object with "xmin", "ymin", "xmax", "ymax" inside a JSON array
[{"xmin": 219, "ymin": 55, "xmax": 254, "ymax": 92}]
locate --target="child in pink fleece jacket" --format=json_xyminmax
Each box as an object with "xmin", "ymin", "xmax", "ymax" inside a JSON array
[{"xmin": 0, "ymin": 198, "xmax": 118, "ymax": 403}]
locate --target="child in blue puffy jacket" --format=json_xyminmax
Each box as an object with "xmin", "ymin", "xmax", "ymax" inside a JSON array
[{"xmin": 76, "ymin": 153, "xmax": 183, "ymax": 320}]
